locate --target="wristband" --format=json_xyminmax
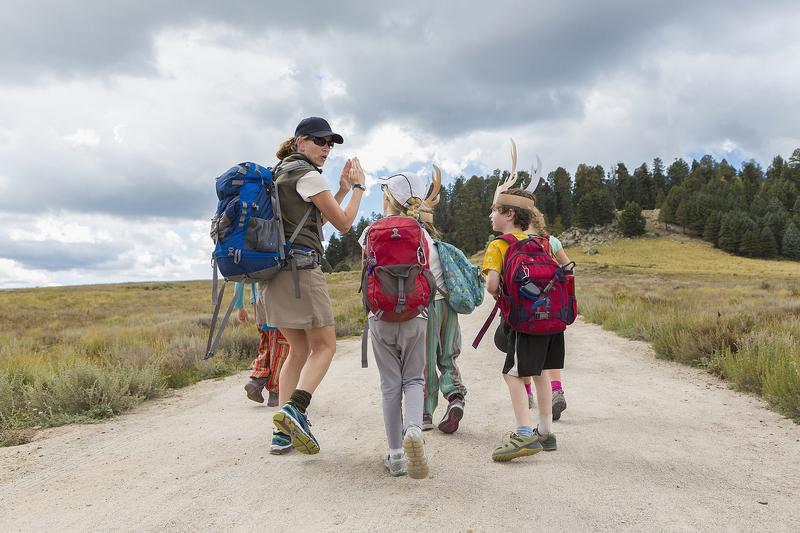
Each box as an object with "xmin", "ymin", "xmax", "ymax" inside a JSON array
[{"xmin": 352, "ymin": 183, "xmax": 366, "ymax": 191}]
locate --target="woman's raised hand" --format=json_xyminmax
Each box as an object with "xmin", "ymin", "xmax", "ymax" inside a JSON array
[
  {"xmin": 338, "ymin": 159, "xmax": 352, "ymax": 194},
  {"xmin": 349, "ymin": 157, "xmax": 365, "ymax": 187}
]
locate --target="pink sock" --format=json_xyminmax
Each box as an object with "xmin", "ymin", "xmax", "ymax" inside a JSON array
[
  {"xmin": 524, "ymin": 383, "xmax": 533, "ymax": 395},
  {"xmin": 551, "ymin": 380, "xmax": 562, "ymax": 392}
]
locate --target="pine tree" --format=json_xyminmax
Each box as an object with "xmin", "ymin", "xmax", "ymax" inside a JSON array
[
  {"xmin": 325, "ymin": 233, "xmax": 345, "ymax": 268},
  {"xmin": 717, "ymin": 216, "xmax": 738, "ymax": 253},
  {"xmin": 782, "ymin": 222, "xmax": 800, "ymax": 259},
  {"xmin": 703, "ymin": 211, "xmax": 722, "ymax": 246},
  {"xmin": 633, "ymin": 163, "xmax": 655, "ymax": 209},
  {"xmin": 760, "ymin": 226, "xmax": 778, "ymax": 258},
  {"xmin": 667, "ymin": 158, "xmax": 690, "ymax": 188},
  {"xmin": 618, "ymin": 202, "xmax": 647, "ymax": 237},
  {"xmin": 739, "ymin": 229, "xmax": 760, "ymax": 257},
  {"xmin": 550, "ymin": 167, "xmax": 574, "ymax": 228}
]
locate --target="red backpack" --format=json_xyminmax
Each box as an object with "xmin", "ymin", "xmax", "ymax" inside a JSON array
[
  {"xmin": 359, "ymin": 216, "xmax": 437, "ymax": 366},
  {"xmin": 472, "ymin": 233, "xmax": 577, "ymax": 348}
]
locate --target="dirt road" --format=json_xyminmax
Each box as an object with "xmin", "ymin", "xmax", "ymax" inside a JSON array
[{"xmin": 2, "ymin": 300, "xmax": 799, "ymax": 532}]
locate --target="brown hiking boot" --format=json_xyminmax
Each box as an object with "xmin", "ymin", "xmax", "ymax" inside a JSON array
[{"xmin": 244, "ymin": 381, "xmax": 264, "ymax": 403}]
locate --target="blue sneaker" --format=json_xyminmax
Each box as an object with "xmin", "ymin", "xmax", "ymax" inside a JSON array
[
  {"xmin": 270, "ymin": 430, "xmax": 292, "ymax": 455},
  {"xmin": 272, "ymin": 403, "xmax": 320, "ymax": 455}
]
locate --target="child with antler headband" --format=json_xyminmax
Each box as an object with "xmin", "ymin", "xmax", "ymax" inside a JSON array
[{"xmin": 479, "ymin": 141, "xmax": 574, "ymax": 462}]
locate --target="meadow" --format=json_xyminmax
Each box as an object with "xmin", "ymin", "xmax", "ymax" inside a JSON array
[
  {"xmin": 2, "ymin": 235, "xmax": 798, "ymax": 446},
  {"xmin": 0, "ymin": 271, "xmax": 367, "ymax": 446},
  {"xmin": 574, "ymin": 234, "xmax": 800, "ymax": 422}
]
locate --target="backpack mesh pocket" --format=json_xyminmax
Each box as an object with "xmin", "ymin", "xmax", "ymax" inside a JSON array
[{"xmin": 245, "ymin": 217, "xmax": 283, "ymax": 252}]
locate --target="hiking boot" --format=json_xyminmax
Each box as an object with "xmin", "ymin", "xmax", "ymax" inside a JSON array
[
  {"xmin": 270, "ymin": 430, "xmax": 292, "ymax": 455},
  {"xmin": 402, "ymin": 426, "xmax": 429, "ymax": 479},
  {"xmin": 244, "ymin": 381, "xmax": 264, "ymax": 404},
  {"xmin": 273, "ymin": 403, "xmax": 320, "ymax": 455},
  {"xmin": 552, "ymin": 389, "xmax": 567, "ymax": 421},
  {"xmin": 491, "ymin": 432, "xmax": 543, "ymax": 462},
  {"xmin": 533, "ymin": 427, "xmax": 557, "ymax": 451},
  {"xmin": 267, "ymin": 391, "xmax": 279, "ymax": 407},
  {"xmin": 384, "ymin": 453, "xmax": 408, "ymax": 477},
  {"xmin": 438, "ymin": 396, "xmax": 464, "ymax": 434},
  {"xmin": 527, "ymin": 393, "xmax": 535, "ymax": 409},
  {"xmin": 421, "ymin": 413, "xmax": 434, "ymax": 432}
]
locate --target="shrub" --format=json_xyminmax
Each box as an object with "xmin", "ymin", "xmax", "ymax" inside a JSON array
[{"xmin": 618, "ymin": 202, "xmax": 646, "ymax": 237}]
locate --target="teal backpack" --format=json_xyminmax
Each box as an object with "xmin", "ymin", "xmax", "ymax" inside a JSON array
[{"xmin": 434, "ymin": 240, "xmax": 485, "ymax": 314}]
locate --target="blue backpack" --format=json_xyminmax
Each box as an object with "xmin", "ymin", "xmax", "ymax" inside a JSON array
[
  {"xmin": 434, "ymin": 240, "xmax": 485, "ymax": 314},
  {"xmin": 205, "ymin": 160, "xmax": 316, "ymax": 359}
]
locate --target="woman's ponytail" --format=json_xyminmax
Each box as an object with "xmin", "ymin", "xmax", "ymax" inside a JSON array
[{"xmin": 276, "ymin": 136, "xmax": 298, "ymax": 160}]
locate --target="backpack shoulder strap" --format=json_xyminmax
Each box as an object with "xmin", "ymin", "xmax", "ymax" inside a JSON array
[{"xmin": 494, "ymin": 233, "xmax": 518, "ymax": 245}]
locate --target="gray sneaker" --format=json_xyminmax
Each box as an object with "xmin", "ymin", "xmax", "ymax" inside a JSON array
[
  {"xmin": 402, "ymin": 425, "xmax": 429, "ymax": 479},
  {"xmin": 552, "ymin": 389, "xmax": 567, "ymax": 421},
  {"xmin": 384, "ymin": 453, "xmax": 408, "ymax": 477},
  {"xmin": 421, "ymin": 413, "xmax": 435, "ymax": 431},
  {"xmin": 533, "ymin": 427, "xmax": 557, "ymax": 451}
]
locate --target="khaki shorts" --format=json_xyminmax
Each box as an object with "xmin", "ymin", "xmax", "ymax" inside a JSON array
[{"xmin": 259, "ymin": 267, "xmax": 334, "ymax": 330}]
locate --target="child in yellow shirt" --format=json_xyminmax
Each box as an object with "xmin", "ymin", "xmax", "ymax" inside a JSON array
[{"xmin": 482, "ymin": 188, "xmax": 572, "ymax": 462}]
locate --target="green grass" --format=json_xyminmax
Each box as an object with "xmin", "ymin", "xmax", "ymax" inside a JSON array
[{"xmin": 571, "ymin": 233, "xmax": 800, "ymax": 422}]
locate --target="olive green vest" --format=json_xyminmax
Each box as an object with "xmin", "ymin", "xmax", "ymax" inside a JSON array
[{"xmin": 276, "ymin": 153, "xmax": 324, "ymax": 254}]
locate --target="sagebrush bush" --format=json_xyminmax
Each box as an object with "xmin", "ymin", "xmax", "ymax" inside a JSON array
[{"xmin": 24, "ymin": 361, "xmax": 163, "ymax": 424}]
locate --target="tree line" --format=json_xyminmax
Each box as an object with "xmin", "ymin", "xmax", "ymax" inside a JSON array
[{"xmin": 324, "ymin": 147, "xmax": 800, "ymax": 269}]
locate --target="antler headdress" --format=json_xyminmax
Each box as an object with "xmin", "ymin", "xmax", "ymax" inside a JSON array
[
  {"xmin": 419, "ymin": 165, "xmax": 442, "ymax": 224},
  {"xmin": 493, "ymin": 139, "xmax": 543, "ymax": 211}
]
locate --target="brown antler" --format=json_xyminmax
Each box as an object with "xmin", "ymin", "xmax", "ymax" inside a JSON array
[
  {"xmin": 425, "ymin": 165, "xmax": 442, "ymax": 207},
  {"xmin": 419, "ymin": 165, "xmax": 442, "ymax": 223}
]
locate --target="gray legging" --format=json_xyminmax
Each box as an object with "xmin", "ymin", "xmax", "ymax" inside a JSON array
[{"xmin": 370, "ymin": 316, "xmax": 427, "ymax": 450}]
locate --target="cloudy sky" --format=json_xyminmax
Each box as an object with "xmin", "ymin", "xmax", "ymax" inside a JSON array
[{"xmin": 1, "ymin": 0, "xmax": 799, "ymax": 288}]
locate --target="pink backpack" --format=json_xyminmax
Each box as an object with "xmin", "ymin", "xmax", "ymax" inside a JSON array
[
  {"xmin": 473, "ymin": 233, "xmax": 577, "ymax": 348},
  {"xmin": 360, "ymin": 216, "xmax": 437, "ymax": 366}
]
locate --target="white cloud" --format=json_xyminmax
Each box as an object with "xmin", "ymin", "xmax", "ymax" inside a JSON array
[
  {"xmin": 1, "ymin": 2, "xmax": 799, "ymax": 287},
  {"xmin": 63, "ymin": 128, "xmax": 101, "ymax": 148}
]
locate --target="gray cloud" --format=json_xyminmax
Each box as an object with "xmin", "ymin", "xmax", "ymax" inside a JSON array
[
  {"xmin": 0, "ymin": 238, "xmax": 127, "ymax": 271},
  {"xmin": 1, "ymin": 1, "xmax": 799, "ymax": 287}
]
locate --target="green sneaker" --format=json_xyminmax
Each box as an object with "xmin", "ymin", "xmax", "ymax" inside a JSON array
[
  {"xmin": 533, "ymin": 427, "xmax": 557, "ymax": 451},
  {"xmin": 491, "ymin": 432, "xmax": 543, "ymax": 462}
]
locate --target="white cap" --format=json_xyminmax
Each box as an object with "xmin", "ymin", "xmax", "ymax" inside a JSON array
[{"xmin": 378, "ymin": 173, "xmax": 427, "ymax": 208}]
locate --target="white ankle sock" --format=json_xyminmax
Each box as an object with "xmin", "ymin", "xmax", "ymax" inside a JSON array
[
  {"xmin": 538, "ymin": 414, "xmax": 553, "ymax": 435},
  {"xmin": 389, "ymin": 448, "xmax": 404, "ymax": 458}
]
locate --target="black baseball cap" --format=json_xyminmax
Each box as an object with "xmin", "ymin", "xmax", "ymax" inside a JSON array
[{"xmin": 294, "ymin": 117, "xmax": 344, "ymax": 144}]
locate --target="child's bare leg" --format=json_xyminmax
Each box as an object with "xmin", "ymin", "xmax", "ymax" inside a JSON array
[{"xmin": 503, "ymin": 373, "xmax": 531, "ymax": 428}]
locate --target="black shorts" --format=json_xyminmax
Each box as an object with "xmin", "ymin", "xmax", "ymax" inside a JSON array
[{"xmin": 494, "ymin": 322, "xmax": 565, "ymax": 377}]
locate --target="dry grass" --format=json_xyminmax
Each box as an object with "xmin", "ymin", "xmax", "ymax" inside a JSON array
[
  {"xmin": 570, "ymin": 234, "xmax": 800, "ymax": 422},
  {"xmin": 0, "ymin": 281, "xmax": 260, "ymax": 446}
]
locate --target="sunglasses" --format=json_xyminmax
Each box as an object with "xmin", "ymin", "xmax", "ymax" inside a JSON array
[{"xmin": 309, "ymin": 136, "xmax": 335, "ymax": 148}]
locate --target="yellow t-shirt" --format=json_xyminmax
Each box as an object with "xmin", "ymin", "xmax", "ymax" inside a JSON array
[{"xmin": 481, "ymin": 233, "xmax": 563, "ymax": 276}]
